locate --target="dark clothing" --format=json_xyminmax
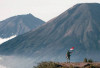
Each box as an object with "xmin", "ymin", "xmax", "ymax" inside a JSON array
[
  {"xmin": 66, "ymin": 51, "xmax": 72, "ymax": 63},
  {"xmin": 67, "ymin": 51, "xmax": 71, "ymax": 59}
]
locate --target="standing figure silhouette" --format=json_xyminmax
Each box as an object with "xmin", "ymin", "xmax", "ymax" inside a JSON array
[{"xmin": 66, "ymin": 50, "xmax": 72, "ymax": 63}]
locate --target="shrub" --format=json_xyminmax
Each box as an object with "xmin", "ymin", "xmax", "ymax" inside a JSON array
[
  {"xmin": 88, "ymin": 59, "xmax": 93, "ymax": 63},
  {"xmin": 90, "ymin": 64, "xmax": 95, "ymax": 68},
  {"xmin": 69, "ymin": 65, "xmax": 74, "ymax": 68},
  {"xmin": 83, "ymin": 58, "xmax": 93, "ymax": 63},
  {"xmin": 84, "ymin": 58, "xmax": 87, "ymax": 62},
  {"xmin": 34, "ymin": 61, "xmax": 66, "ymax": 68}
]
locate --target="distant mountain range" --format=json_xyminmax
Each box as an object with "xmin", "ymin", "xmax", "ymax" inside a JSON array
[
  {"xmin": 0, "ymin": 14, "xmax": 45, "ymax": 38},
  {"xmin": 0, "ymin": 3, "xmax": 100, "ymax": 62}
]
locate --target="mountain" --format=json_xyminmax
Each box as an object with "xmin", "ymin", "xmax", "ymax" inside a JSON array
[
  {"xmin": 0, "ymin": 14, "xmax": 45, "ymax": 38},
  {"xmin": 0, "ymin": 3, "xmax": 100, "ymax": 61}
]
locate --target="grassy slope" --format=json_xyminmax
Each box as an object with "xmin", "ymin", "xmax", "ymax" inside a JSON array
[{"xmin": 34, "ymin": 62, "xmax": 100, "ymax": 68}]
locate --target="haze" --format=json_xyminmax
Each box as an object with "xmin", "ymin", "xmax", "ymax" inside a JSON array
[{"xmin": 0, "ymin": 0, "xmax": 100, "ymax": 22}]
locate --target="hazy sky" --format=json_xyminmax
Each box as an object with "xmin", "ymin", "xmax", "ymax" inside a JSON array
[{"xmin": 0, "ymin": 0, "xmax": 100, "ymax": 22}]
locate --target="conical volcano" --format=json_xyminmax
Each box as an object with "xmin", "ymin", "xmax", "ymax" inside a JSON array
[
  {"xmin": 0, "ymin": 3, "xmax": 100, "ymax": 61},
  {"xmin": 0, "ymin": 14, "xmax": 45, "ymax": 38}
]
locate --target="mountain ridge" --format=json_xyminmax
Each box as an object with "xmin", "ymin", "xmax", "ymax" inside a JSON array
[
  {"xmin": 0, "ymin": 14, "xmax": 45, "ymax": 38},
  {"xmin": 0, "ymin": 3, "xmax": 100, "ymax": 61}
]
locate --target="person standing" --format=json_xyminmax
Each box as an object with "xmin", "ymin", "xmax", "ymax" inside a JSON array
[
  {"xmin": 66, "ymin": 50, "xmax": 71, "ymax": 63},
  {"xmin": 66, "ymin": 47, "xmax": 74, "ymax": 63}
]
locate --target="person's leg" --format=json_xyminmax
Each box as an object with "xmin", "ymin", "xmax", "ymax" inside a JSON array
[
  {"xmin": 68, "ymin": 56, "xmax": 69, "ymax": 63},
  {"xmin": 69, "ymin": 57, "xmax": 70, "ymax": 63},
  {"xmin": 67, "ymin": 58, "xmax": 68, "ymax": 63},
  {"xmin": 68, "ymin": 59, "xmax": 69, "ymax": 63}
]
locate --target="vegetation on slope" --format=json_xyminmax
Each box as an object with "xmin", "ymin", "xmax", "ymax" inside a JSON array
[
  {"xmin": 34, "ymin": 59, "xmax": 100, "ymax": 68},
  {"xmin": 34, "ymin": 62, "xmax": 66, "ymax": 68}
]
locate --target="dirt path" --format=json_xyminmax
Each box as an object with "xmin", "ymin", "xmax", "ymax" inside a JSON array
[{"xmin": 60, "ymin": 62, "xmax": 100, "ymax": 68}]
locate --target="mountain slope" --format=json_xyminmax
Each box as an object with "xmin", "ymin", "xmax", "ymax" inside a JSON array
[
  {"xmin": 0, "ymin": 14, "xmax": 45, "ymax": 38},
  {"xmin": 0, "ymin": 3, "xmax": 100, "ymax": 61},
  {"xmin": 0, "ymin": 35, "xmax": 16, "ymax": 44}
]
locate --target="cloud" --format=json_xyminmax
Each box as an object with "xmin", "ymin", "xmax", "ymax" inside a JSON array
[
  {"xmin": 0, "ymin": 55, "xmax": 39, "ymax": 68},
  {"xmin": 0, "ymin": 35, "xmax": 16, "ymax": 45},
  {"xmin": 0, "ymin": 57, "xmax": 6, "ymax": 68},
  {"xmin": 0, "ymin": 65, "xmax": 6, "ymax": 68}
]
